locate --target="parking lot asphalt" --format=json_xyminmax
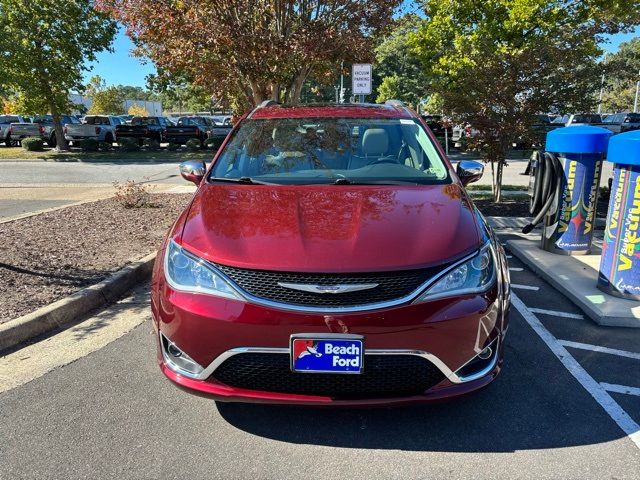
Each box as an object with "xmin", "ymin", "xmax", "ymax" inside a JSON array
[
  {"xmin": 0, "ymin": 161, "xmax": 191, "ymax": 220},
  {"xmin": 1, "ymin": 232, "xmax": 639, "ymax": 479}
]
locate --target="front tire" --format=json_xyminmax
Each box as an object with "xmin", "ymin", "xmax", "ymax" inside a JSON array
[{"xmin": 48, "ymin": 133, "xmax": 57, "ymax": 148}]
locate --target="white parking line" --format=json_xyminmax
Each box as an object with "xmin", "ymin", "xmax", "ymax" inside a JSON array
[
  {"xmin": 601, "ymin": 383, "xmax": 640, "ymax": 397},
  {"xmin": 509, "ymin": 267, "xmax": 523, "ymax": 272},
  {"xmin": 529, "ymin": 308, "xmax": 584, "ymax": 320},
  {"xmin": 558, "ymin": 340, "xmax": 640, "ymax": 361},
  {"xmin": 506, "ymin": 255, "xmax": 513, "ymax": 259},
  {"xmin": 511, "ymin": 293, "xmax": 640, "ymax": 450},
  {"xmin": 511, "ymin": 284, "xmax": 539, "ymax": 291}
]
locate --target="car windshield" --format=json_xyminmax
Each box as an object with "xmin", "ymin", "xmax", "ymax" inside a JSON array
[{"xmin": 210, "ymin": 117, "xmax": 450, "ymax": 185}]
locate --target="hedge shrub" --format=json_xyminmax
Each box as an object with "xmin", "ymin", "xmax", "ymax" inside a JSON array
[
  {"xmin": 166, "ymin": 143, "xmax": 180, "ymax": 151},
  {"xmin": 21, "ymin": 137, "xmax": 44, "ymax": 151},
  {"xmin": 142, "ymin": 138, "xmax": 161, "ymax": 151},
  {"xmin": 79, "ymin": 138, "xmax": 99, "ymax": 152},
  {"xmin": 118, "ymin": 137, "xmax": 140, "ymax": 152},
  {"xmin": 204, "ymin": 138, "xmax": 220, "ymax": 150},
  {"xmin": 185, "ymin": 138, "xmax": 202, "ymax": 151}
]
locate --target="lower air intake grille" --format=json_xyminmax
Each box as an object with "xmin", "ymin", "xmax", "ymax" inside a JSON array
[{"xmin": 210, "ymin": 353, "xmax": 446, "ymax": 399}]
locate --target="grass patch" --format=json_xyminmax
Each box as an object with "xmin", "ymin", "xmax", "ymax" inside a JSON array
[
  {"xmin": 467, "ymin": 184, "xmax": 527, "ymax": 192},
  {"xmin": 469, "ymin": 192, "xmax": 529, "ymax": 201},
  {"xmin": 0, "ymin": 146, "xmax": 212, "ymax": 162}
]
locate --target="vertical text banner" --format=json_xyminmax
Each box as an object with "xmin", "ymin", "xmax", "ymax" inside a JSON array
[{"xmin": 352, "ymin": 64, "xmax": 372, "ymax": 95}]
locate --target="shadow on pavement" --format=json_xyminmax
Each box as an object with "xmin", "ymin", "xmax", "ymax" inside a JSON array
[{"xmin": 215, "ymin": 320, "xmax": 632, "ymax": 452}]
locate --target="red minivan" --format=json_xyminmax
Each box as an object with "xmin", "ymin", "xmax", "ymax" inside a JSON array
[{"xmin": 151, "ymin": 101, "xmax": 510, "ymax": 405}]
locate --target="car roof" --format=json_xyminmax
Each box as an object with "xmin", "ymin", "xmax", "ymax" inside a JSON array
[{"xmin": 250, "ymin": 103, "xmax": 415, "ymax": 120}]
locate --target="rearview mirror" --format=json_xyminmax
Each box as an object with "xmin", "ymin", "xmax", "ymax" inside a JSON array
[
  {"xmin": 456, "ymin": 161, "xmax": 484, "ymax": 186},
  {"xmin": 179, "ymin": 160, "xmax": 206, "ymax": 185}
]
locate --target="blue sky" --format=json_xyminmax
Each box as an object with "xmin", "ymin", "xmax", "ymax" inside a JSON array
[{"xmin": 85, "ymin": 25, "xmax": 640, "ymax": 89}]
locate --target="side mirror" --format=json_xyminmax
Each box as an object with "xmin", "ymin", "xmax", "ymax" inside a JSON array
[
  {"xmin": 456, "ymin": 160, "xmax": 484, "ymax": 186},
  {"xmin": 179, "ymin": 160, "xmax": 206, "ymax": 185}
]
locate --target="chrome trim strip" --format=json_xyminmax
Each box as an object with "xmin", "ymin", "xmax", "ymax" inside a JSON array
[
  {"xmin": 162, "ymin": 340, "xmax": 500, "ymax": 384},
  {"xmin": 277, "ymin": 283, "xmax": 379, "ymax": 294},
  {"xmin": 209, "ymin": 250, "xmax": 479, "ymax": 313}
]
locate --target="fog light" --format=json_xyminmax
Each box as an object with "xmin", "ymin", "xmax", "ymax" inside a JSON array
[
  {"xmin": 161, "ymin": 334, "xmax": 204, "ymax": 378},
  {"xmin": 167, "ymin": 343, "xmax": 182, "ymax": 358}
]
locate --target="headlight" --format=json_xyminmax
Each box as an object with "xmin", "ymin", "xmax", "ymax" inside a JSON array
[
  {"xmin": 414, "ymin": 243, "xmax": 496, "ymax": 302},
  {"xmin": 164, "ymin": 240, "xmax": 243, "ymax": 300}
]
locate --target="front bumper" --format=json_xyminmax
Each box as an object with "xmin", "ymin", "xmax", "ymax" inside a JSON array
[{"xmin": 152, "ymin": 269, "xmax": 508, "ymax": 405}]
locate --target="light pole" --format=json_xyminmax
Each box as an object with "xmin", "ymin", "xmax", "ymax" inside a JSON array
[
  {"xmin": 634, "ymin": 70, "xmax": 640, "ymax": 113},
  {"xmin": 340, "ymin": 61, "xmax": 344, "ymax": 104},
  {"xmin": 597, "ymin": 53, "xmax": 608, "ymax": 115}
]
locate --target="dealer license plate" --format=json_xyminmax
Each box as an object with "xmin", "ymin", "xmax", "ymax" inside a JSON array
[{"xmin": 290, "ymin": 335, "xmax": 364, "ymax": 374}]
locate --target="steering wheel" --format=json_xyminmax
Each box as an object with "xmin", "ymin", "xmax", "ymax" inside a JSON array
[{"xmin": 369, "ymin": 157, "xmax": 399, "ymax": 165}]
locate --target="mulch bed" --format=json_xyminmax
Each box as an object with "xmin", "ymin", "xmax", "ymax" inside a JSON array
[{"xmin": 0, "ymin": 193, "xmax": 192, "ymax": 323}]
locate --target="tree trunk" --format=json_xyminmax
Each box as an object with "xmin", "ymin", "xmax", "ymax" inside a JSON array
[
  {"xmin": 495, "ymin": 159, "xmax": 504, "ymax": 203},
  {"xmin": 270, "ymin": 83, "xmax": 280, "ymax": 102},
  {"xmin": 287, "ymin": 67, "xmax": 310, "ymax": 105},
  {"xmin": 49, "ymin": 103, "xmax": 68, "ymax": 152}
]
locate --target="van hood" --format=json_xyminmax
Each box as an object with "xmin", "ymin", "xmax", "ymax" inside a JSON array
[{"xmin": 179, "ymin": 183, "xmax": 481, "ymax": 272}]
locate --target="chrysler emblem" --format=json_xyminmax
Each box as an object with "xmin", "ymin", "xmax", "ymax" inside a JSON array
[{"xmin": 277, "ymin": 283, "xmax": 379, "ymax": 294}]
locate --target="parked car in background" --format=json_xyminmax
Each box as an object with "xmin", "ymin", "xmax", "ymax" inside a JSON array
[
  {"xmin": 10, "ymin": 114, "xmax": 80, "ymax": 147},
  {"xmin": 64, "ymin": 115, "xmax": 122, "ymax": 144},
  {"xmin": 115, "ymin": 116, "xmax": 173, "ymax": 143},
  {"xmin": 163, "ymin": 116, "xmax": 210, "ymax": 146},
  {"xmin": 451, "ymin": 123, "xmax": 479, "ymax": 147},
  {"xmin": 618, "ymin": 113, "xmax": 640, "ymax": 133},
  {"xmin": 206, "ymin": 115, "xmax": 233, "ymax": 145},
  {"xmin": 421, "ymin": 114, "xmax": 452, "ymax": 138},
  {"xmin": 552, "ymin": 114, "xmax": 606, "ymax": 128},
  {"xmin": 0, "ymin": 115, "xmax": 29, "ymax": 146}
]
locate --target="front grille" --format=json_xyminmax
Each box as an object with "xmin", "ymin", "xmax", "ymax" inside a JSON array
[
  {"xmin": 210, "ymin": 353, "xmax": 446, "ymax": 399},
  {"xmin": 214, "ymin": 263, "xmax": 448, "ymax": 308}
]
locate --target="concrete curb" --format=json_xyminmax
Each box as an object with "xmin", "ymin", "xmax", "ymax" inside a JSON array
[{"xmin": 0, "ymin": 252, "xmax": 157, "ymax": 352}]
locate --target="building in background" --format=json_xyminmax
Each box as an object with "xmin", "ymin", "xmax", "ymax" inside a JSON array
[{"xmin": 67, "ymin": 94, "xmax": 163, "ymax": 116}]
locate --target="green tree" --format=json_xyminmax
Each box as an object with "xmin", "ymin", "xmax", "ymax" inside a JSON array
[
  {"xmin": 602, "ymin": 38, "xmax": 640, "ymax": 112},
  {"xmin": 0, "ymin": 0, "xmax": 116, "ymax": 150},
  {"xmin": 375, "ymin": 15, "xmax": 429, "ymax": 109},
  {"xmin": 147, "ymin": 73, "xmax": 212, "ymax": 114},
  {"xmin": 88, "ymin": 87, "xmax": 125, "ymax": 114},
  {"xmin": 84, "ymin": 75, "xmax": 125, "ymax": 114},
  {"xmin": 411, "ymin": 0, "xmax": 640, "ymax": 201}
]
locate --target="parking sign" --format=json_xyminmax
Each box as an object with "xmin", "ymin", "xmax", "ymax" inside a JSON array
[{"xmin": 352, "ymin": 64, "xmax": 372, "ymax": 95}]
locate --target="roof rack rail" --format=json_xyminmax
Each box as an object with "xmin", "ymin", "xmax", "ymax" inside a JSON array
[
  {"xmin": 384, "ymin": 100, "xmax": 405, "ymax": 107},
  {"xmin": 258, "ymin": 100, "xmax": 279, "ymax": 108}
]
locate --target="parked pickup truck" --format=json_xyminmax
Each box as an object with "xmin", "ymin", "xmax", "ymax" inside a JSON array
[
  {"xmin": 115, "ymin": 116, "xmax": 173, "ymax": 143},
  {"xmin": 0, "ymin": 115, "xmax": 29, "ymax": 146},
  {"xmin": 163, "ymin": 116, "xmax": 210, "ymax": 145},
  {"xmin": 10, "ymin": 114, "xmax": 80, "ymax": 147},
  {"xmin": 64, "ymin": 115, "xmax": 122, "ymax": 144},
  {"xmin": 207, "ymin": 115, "xmax": 233, "ymax": 145},
  {"xmin": 602, "ymin": 113, "xmax": 640, "ymax": 134}
]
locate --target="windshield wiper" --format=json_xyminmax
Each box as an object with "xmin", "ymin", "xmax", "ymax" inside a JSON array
[
  {"xmin": 209, "ymin": 176, "xmax": 273, "ymax": 185},
  {"xmin": 332, "ymin": 178, "xmax": 421, "ymax": 186}
]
